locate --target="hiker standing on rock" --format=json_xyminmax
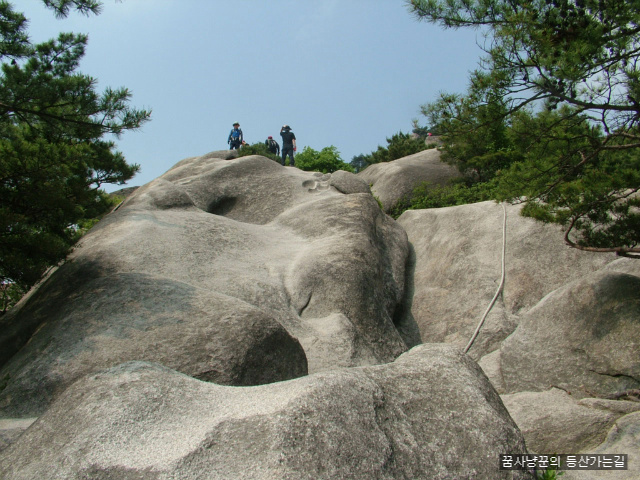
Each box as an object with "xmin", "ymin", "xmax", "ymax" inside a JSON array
[
  {"xmin": 227, "ymin": 122, "xmax": 243, "ymax": 150},
  {"xmin": 265, "ymin": 136, "xmax": 280, "ymax": 156},
  {"xmin": 280, "ymin": 125, "xmax": 296, "ymax": 166}
]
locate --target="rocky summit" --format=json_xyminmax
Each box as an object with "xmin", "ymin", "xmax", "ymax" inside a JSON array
[
  {"xmin": 0, "ymin": 151, "xmax": 416, "ymax": 419},
  {"xmin": 1, "ymin": 148, "xmax": 638, "ymax": 478}
]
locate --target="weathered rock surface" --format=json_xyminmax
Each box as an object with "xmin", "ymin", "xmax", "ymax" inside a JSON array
[
  {"xmin": 0, "ymin": 152, "xmax": 417, "ymax": 418},
  {"xmin": 4, "ymin": 145, "xmax": 638, "ymax": 475},
  {"xmin": 501, "ymin": 388, "xmax": 640, "ymax": 454},
  {"xmin": 357, "ymin": 148, "xmax": 461, "ymax": 212},
  {"xmin": 500, "ymin": 270, "xmax": 640, "ymax": 399},
  {"xmin": 563, "ymin": 411, "xmax": 640, "ymax": 480},
  {"xmin": 396, "ymin": 199, "xmax": 639, "ymax": 466},
  {"xmin": 0, "ymin": 345, "xmax": 532, "ymax": 480},
  {"xmin": 477, "ymin": 349, "xmax": 506, "ymax": 392},
  {"xmin": 397, "ymin": 201, "xmax": 633, "ymax": 359},
  {"xmin": 0, "ymin": 418, "xmax": 35, "ymax": 453}
]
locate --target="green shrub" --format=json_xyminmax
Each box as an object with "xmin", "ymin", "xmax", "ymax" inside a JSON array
[
  {"xmin": 295, "ymin": 146, "xmax": 354, "ymax": 173},
  {"xmin": 236, "ymin": 142, "xmax": 281, "ymax": 163},
  {"xmin": 349, "ymin": 154, "xmax": 368, "ymax": 173},
  {"xmin": 389, "ymin": 179, "xmax": 499, "ymax": 218},
  {"xmin": 355, "ymin": 131, "xmax": 433, "ymax": 169},
  {"xmin": 372, "ymin": 195, "xmax": 384, "ymax": 211},
  {"xmin": 536, "ymin": 465, "xmax": 563, "ymax": 479}
]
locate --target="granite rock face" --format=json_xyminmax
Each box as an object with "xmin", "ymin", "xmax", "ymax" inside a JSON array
[
  {"xmin": 397, "ymin": 200, "xmax": 639, "ymax": 461},
  {"xmin": 500, "ymin": 270, "xmax": 640, "ymax": 399},
  {"xmin": 6, "ymin": 147, "xmax": 637, "ymax": 476},
  {"xmin": 357, "ymin": 148, "xmax": 461, "ymax": 212},
  {"xmin": 563, "ymin": 411, "xmax": 640, "ymax": 480},
  {"xmin": 501, "ymin": 388, "xmax": 640, "ymax": 454},
  {"xmin": 397, "ymin": 201, "xmax": 629, "ymax": 359},
  {"xmin": 0, "ymin": 152, "xmax": 416, "ymax": 418},
  {"xmin": 0, "ymin": 345, "xmax": 532, "ymax": 480}
]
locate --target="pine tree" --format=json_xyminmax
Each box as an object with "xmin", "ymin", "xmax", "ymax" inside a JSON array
[
  {"xmin": 0, "ymin": 0, "xmax": 151, "ymax": 306},
  {"xmin": 409, "ymin": 0, "xmax": 640, "ymax": 257}
]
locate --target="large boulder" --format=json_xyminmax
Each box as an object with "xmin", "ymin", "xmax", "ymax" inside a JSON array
[
  {"xmin": 563, "ymin": 411, "xmax": 640, "ymax": 480},
  {"xmin": 399, "ymin": 200, "xmax": 639, "ymax": 465},
  {"xmin": 499, "ymin": 270, "xmax": 640, "ymax": 399},
  {"xmin": 0, "ymin": 345, "xmax": 532, "ymax": 480},
  {"xmin": 0, "ymin": 152, "xmax": 417, "ymax": 418},
  {"xmin": 397, "ymin": 201, "xmax": 632, "ymax": 358},
  {"xmin": 357, "ymin": 148, "xmax": 461, "ymax": 212},
  {"xmin": 501, "ymin": 388, "xmax": 640, "ymax": 454}
]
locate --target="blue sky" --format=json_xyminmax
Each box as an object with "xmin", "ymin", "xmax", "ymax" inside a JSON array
[{"xmin": 22, "ymin": 0, "xmax": 483, "ymax": 191}]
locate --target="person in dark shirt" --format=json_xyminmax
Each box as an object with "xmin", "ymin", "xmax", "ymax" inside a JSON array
[
  {"xmin": 280, "ymin": 125, "xmax": 296, "ymax": 166},
  {"xmin": 265, "ymin": 136, "xmax": 280, "ymax": 156}
]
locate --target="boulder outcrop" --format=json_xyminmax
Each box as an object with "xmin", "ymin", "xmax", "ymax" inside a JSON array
[
  {"xmin": 0, "ymin": 345, "xmax": 531, "ymax": 480},
  {"xmin": 501, "ymin": 388, "xmax": 640, "ymax": 454},
  {"xmin": 396, "ymin": 201, "xmax": 628, "ymax": 359},
  {"xmin": 357, "ymin": 148, "xmax": 461, "ymax": 212},
  {"xmin": 563, "ymin": 411, "xmax": 640, "ymax": 480},
  {"xmin": 5, "ymin": 147, "xmax": 638, "ymax": 476},
  {"xmin": 500, "ymin": 270, "xmax": 640, "ymax": 399},
  {"xmin": 0, "ymin": 152, "xmax": 417, "ymax": 419},
  {"xmin": 398, "ymin": 199, "xmax": 640, "ymax": 467}
]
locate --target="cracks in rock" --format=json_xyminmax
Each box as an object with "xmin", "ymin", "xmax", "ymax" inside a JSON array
[
  {"xmin": 370, "ymin": 386, "xmax": 397, "ymax": 475},
  {"xmin": 581, "ymin": 386, "xmax": 640, "ymax": 402},
  {"xmin": 549, "ymin": 384, "xmax": 574, "ymax": 395},
  {"xmin": 298, "ymin": 291, "xmax": 312, "ymax": 317},
  {"xmin": 587, "ymin": 368, "xmax": 640, "ymax": 385},
  {"xmin": 392, "ymin": 242, "xmax": 422, "ymax": 349},
  {"xmin": 588, "ymin": 388, "xmax": 640, "ymax": 402},
  {"xmin": 579, "ymin": 369, "xmax": 640, "ymax": 400},
  {"xmin": 400, "ymin": 243, "xmax": 416, "ymax": 328},
  {"xmin": 601, "ymin": 389, "xmax": 640, "ymax": 402}
]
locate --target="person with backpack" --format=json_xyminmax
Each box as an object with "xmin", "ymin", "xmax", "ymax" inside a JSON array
[
  {"xmin": 280, "ymin": 125, "xmax": 296, "ymax": 166},
  {"xmin": 227, "ymin": 122, "xmax": 243, "ymax": 150},
  {"xmin": 265, "ymin": 136, "xmax": 280, "ymax": 156}
]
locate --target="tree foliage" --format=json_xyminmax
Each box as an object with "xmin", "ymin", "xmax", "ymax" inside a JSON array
[
  {"xmin": 0, "ymin": 0, "xmax": 151, "ymax": 304},
  {"xmin": 295, "ymin": 146, "xmax": 354, "ymax": 173},
  {"xmin": 420, "ymin": 87, "xmax": 524, "ymax": 182},
  {"xmin": 356, "ymin": 131, "xmax": 432, "ymax": 169},
  {"xmin": 349, "ymin": 154, "xmax": 368, "ymax": 173},
  {"xmin": 409, "ymin": 0, "xmax": 640, "ymax": 257},
  {"xmin": 389, "ymin": 178, "xmax": 499, "ymax": 218},
  {"xmin": 236, "ymin": 142, "xmax": 281, "ymax": 162}
]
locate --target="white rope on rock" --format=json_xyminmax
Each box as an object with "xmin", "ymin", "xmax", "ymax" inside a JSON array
[{"xmin": 464, "ymin": 202, "xmax": 507, "ymax": 355}]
